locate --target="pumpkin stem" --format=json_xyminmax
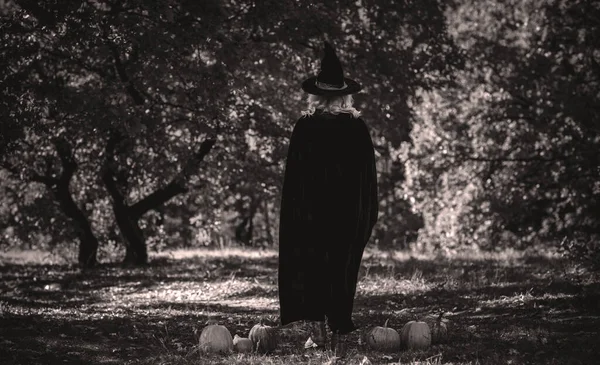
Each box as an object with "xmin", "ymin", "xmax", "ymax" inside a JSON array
[{"xmin": 384, "ymin": 318, "xmax": 390, "ymax": 328}]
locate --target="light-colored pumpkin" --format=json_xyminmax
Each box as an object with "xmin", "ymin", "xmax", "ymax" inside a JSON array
[
  {"xmin": 430, "ymin": 312, "xmax": 449, "ymax": 344},
  {"xmin": 400, "ymin": 320, "xmax": 431, "ymax": 350},
  {"xmin": 233, "ymin": 334, "xmax": 253, "ymax": 353},
  {"xmin": 365, "ymin": 319, "xmax": 401, "ymax": 351},
  {"xmin": 199, "ymin": 319, "xmax": 233, "ymax": 353},
  {"xmin": 248, "ymin": 322, "xmax": 277, "ymax": 354}
]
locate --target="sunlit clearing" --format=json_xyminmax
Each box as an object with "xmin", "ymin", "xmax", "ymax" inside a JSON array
[{"xmin": 152, "ymin": 247, "xmax": 277, "ymax": 261}]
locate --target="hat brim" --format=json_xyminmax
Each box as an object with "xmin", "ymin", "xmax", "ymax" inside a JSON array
[{"xmin": 301, "ymin": 77, "xmax": 362, "ymax": 96}]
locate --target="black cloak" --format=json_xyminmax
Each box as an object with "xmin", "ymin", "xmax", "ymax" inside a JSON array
[{"xmin": 278, "ymin": 111, "xmax": 379, "ymax": 334}]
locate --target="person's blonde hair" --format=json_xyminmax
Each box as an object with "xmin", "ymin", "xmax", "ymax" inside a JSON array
[{"xmin": 301, "ymin": 94, "xmax": 361, "ymax": 118}]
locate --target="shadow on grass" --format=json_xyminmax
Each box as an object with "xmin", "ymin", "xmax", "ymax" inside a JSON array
[
  {"xmin": 1, "ymin": 249, "xmax": 599, "ymax": 365},
  {"xmin": 0, "ymin": 299, "xmax": 279, "ymax": 365}
]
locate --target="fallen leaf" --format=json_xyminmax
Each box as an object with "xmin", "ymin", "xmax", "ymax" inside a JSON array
[
  {"xmin": 304, "ymin": 337, "xmax": 318, "ymax": 349},
  {"xmin": 360, "ymin": 356, "xmax": 373, "ymax": 365}
]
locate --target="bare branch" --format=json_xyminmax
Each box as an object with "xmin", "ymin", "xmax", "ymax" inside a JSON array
[
  {"xmin": 296, "ymin": 40, "xmax": 318, "ymax": 51},
  {"xmin": 101, "ymin": 130, "xmax": 127, "ymax": 203},
  {"xmin": 130, "ymin": 138, "xmax": 217, "ymax": 217},
  {"xmin": 30, "ymin": 172, "xmax": 56, "ymax": 185},
  {"xmin": 129, "ymin": 182, "xmax": 187, "ymax": 218},
  {"xmin": 107, "ymin": 42, "xmax": 145, "ymax": 105},
  {"xmin": 53, "ymin": 138, "xmax": 77, "ymax": 182},
  {"xmin": 101, "ymin": 165, "xmax": 124, "ymax": 203}
]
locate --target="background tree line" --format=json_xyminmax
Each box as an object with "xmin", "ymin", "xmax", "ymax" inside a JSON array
[{"xmin": 0, "ymin": 0, "xmax": 597, "ymax": 269}]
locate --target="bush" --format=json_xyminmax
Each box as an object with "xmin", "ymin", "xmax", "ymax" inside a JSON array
[{"xmin": 559, "ymin": 236, "xmax": 600, "ymax": 271}]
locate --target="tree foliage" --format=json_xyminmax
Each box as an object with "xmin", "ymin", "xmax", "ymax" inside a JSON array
[
  {"xmin": 403, "ymin": 0, "xmax": 600, "ymax": 265},
  {"xmin": 1, "ymin": 0, "xmax": 462, "ymax": 265},
  {"xmin": 3, "ymin": 0, "xmax": 596, "ymax": 269}
]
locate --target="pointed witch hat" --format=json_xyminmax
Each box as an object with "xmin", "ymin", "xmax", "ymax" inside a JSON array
[{"xmin": 301, "ymin": 41, "xmax": 362, "ymax": 96}]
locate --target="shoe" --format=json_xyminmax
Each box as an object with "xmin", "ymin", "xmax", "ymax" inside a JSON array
[
  {"xmin": 307, "ymin": 321, "xmax": 327, "ymax": 348},
  {"xmin": 331, "ymin": 332, "xmax": 348, "ymax": 358}
]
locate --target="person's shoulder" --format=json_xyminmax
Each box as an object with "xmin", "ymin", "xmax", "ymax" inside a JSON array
[
  {"xmin": 295, "ymin": 113, "xmax": 328, "ymax": 128},
  {"xmin": 294, "ymin": 114, "xmax": 312, "ymax": 128},
  {"xmin": 291, "ymin": 114, "xmax": 314, "ymax": 135},
  {"xmin": 295, "ymin": 112, "xmax": 365, "ymax": 125},
  {"xmin": 350, "ymin": 116, "xmax": 372, "ymax": 138},
  {"xmin": 345, "ymin": 114, "xmax": 367, "ymax": 128}
]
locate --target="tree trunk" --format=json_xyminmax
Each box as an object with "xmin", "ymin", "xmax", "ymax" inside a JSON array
[
  {"xmin": 55, "ymin": 185, "xmax": 99, "ymax": 267},
  {"xmin": 102, "ymin": 166, "xmax": 148, "ymax": 266},
  {"xmin": 115, "ymin": 207, "xmax": 148, "ymax": 266},
  {"xmin": 263, "ymin": 199, "xmax": 274, "ymax": 246},
  {"xmin": 235, "ymin": 197, "xmax": 260, "ymax": 246},
  {"xmin": 102, "ymin": 131, "xmax": 216, "ymax": 265},
  {"xmin": 32, "ymin": 138, "xmax": 99, "ymax": 268},
  {"xmin": 235, "ymin": 216, "xmax": 251, "ymax": 245}
]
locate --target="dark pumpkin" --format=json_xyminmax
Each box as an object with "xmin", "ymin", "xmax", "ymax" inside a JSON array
[
  {"xmin": 365, "ymin": 319, "xmax": 401, "ymax": 351},
  {"xmin": 400, "ymin": 320, "xmax": 431, "ymax": 350},
  {"xmin": 248, "ymin": 322, "xmax": 278, "ymax": 354}
]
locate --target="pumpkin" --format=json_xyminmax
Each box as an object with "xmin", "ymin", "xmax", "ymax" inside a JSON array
[
  {"xmin": 199, "ymin": 319, "xmax": 233, "ymax": 353},
  {"xmin": 233, "ymin": 334, "xmax": 253, "ymax": 353},
  {"xmin": 400, "ymin": 320, "xmax": 431, "ymax": 350},
  {"xmin": 365, "ymin": 319, "xmax": 401, "ymax": 351},
  {"xmin": 430, "ymin": 312, "xmax": 449, "ymax": 344},
  {"xmin": 248, "ymin": 321, "xmax": 278, "ymax": 354}
]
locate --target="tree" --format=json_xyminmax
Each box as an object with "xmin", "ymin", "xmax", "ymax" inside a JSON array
[
  {"xmin": 1, "ymin": 0, "xmax": 227, "ymax": 265},
  {"xmin": 216, "ymin": 0, "xmax": 462, "ymax": 248},
  {"xmin": 403, "ymin": 0, "xmax": 600, "ymax": 262},
  {"xmin": 1, "ymin": 0, "xmax": 464, "ymax": 265}
]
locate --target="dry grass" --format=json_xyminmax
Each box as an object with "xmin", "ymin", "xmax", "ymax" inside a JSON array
[{"xmin": 1, "ymin": 246, "xmax": 599, "ymax": 364}]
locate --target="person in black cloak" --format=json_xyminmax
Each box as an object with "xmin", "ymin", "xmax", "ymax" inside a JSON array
[{"xmin": 278, "ymin": 40, "xmax": 379, "ymax": 357}]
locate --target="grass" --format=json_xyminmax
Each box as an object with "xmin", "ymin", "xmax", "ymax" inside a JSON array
[{"xmin": 1, "ymin": 247, "xmax": 599, "ymax": 364}]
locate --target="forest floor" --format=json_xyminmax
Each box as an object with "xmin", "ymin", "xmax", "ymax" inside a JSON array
[{"xmin": 1, "ymin": 247, "xmax": 599, "ymax": 365}]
